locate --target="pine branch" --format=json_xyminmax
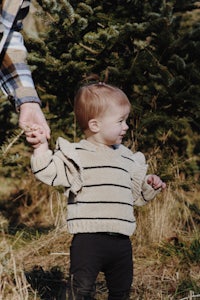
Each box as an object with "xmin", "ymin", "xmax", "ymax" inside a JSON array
[
  {"xmin": 79, "ymin": 42, "xmax": 99, "ymax": 55},
  {"xmin": 0, "ymin": 129, "xmax": 25, "ymax": 157}
]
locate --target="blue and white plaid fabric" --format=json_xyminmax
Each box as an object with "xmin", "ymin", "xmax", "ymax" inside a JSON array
[{"xmin": 0, "ymin": 0, "xmax": 41, "ymax": 109}]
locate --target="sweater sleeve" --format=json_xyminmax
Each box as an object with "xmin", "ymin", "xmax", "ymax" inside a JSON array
[
  {"xmin": 131, "ymin": 151, "xmax": 162, "ymax": 206},
  {"xmin": 31, "ymin": 149, "xmax": 68, "ymax": 187},
  {"xmin": 31, "ymin": 138, "xmax": 83, "ymax": 195},
  {"xmin": 134, "ymin": 175, "xmax": 161, "ymax": 206}
]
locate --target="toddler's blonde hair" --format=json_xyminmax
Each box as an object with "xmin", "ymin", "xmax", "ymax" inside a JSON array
[{"xmin": 74, "ymin": 82, "xmax": 131, "ymax": 131}]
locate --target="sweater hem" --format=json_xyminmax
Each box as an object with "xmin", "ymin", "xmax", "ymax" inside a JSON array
[{"xmin": 67, "ymin": 219, "xmax": 136, "ymax": 237}]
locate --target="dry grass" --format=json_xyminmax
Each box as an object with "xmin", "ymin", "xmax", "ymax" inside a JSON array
[{"xmin": 0, "ymin": 172, "xmax": 200, "ymax": 299}]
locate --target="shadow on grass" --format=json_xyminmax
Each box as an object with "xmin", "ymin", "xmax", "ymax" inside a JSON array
[
  {"xmin": 25, "ymin": 266, "xmax": 108, "ymax": 300},
  {"xmin": 25, "ymin": 266, "xmax": 68, "ymax": 300},
  {"xmin": 0, "ymin": 188, "xmax": 55, "ymax": 235}
]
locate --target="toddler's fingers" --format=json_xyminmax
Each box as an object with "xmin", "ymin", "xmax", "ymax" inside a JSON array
[
  {"xmin": 154, "ymin": 181, "xmax": 166, "ymax": 190},
  {"xmin": 147, "ymin": 175, "xmax": 153, "ymax": 185},
  {"xmin": 26, "ymin": 136, "xmax": 41, "ymax": 145},
  {"xmin": 24, "ymin": 130, "xmax": 33, "ymax": 138}
]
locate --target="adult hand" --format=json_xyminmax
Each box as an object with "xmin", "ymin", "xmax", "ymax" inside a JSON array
[{"xmin": 19, "ymin": 102, "xmax": 50, "ymax": 146}]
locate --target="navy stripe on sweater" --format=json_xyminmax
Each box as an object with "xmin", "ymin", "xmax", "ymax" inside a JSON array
[
  {"xmin": 33, "ymin": 159, "xmax": 53, "ymax": 175},
  {"xmin": 67, "ymin": 217, "xmax": 135, "ymax": 223},
  {"xmin": 121, "ymin": 155, "xmax": 135, "ymax": 163},
  {"xmin": 83, "ymin": 165, "xmax": 129, "ymax": 173},
  {"xmin": 83, "ymin": 183, "xmax": 131, "ymax": 189},
  {"xmin": 68, "ymin": 201, "xmax": 132, "ymax": 206}
]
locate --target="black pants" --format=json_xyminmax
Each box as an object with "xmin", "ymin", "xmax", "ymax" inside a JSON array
[{"xmin": 68, "ymin": 233, "xmax": 133, "ymax": 300}]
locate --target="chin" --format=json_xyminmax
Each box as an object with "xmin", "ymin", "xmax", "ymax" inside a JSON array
[
  {"xmin": 114, "ymin": 141, "xmax": 122, "ymax": 146},
  {"xmin": 109, "ymin": 139, "xmax": 122, "ymax": 145},
  {"xmin": 117, "ymin": 138, "xmax": 123, "ymax": 144}
]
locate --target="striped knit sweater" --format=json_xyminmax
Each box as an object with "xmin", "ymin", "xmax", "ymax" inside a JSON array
[{"xmin": 31, "ymin": 138, "xmax": 161, "ymax": 236}]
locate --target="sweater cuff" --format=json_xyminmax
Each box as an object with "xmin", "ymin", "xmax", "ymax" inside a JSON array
[{"xmin": 142, "ymin": 175, "xmax": 161, "ymax": 201}]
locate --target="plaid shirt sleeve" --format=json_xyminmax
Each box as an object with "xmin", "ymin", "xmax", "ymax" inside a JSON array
[{"xmin": 0, "ymin": 0, "xmax": 41, "ymax": 110}]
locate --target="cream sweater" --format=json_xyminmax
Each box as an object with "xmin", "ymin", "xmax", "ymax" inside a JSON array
[{"xmin": 31, "ymin": 138, "xmax": 161, "ymax": 236}]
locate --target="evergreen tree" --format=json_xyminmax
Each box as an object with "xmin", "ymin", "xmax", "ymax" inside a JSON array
[{"xmin": 25, "ymin": 0, "xmax": 200, "ymax": 179}]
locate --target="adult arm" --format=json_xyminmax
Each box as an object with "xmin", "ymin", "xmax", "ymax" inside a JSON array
[{"xmin": 0, "ymin": 0, "xmax": 50, "ymax": 139}]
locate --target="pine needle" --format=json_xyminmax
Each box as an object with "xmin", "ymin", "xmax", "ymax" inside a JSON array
[{"xmin": 1, "ymin": 129, "xmax": 25, "ymax": 156}]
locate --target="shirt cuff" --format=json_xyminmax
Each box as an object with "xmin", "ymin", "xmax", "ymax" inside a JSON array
[{"xmin": 8, "ymin": 86, "xmax": 42, "ymax": 111}]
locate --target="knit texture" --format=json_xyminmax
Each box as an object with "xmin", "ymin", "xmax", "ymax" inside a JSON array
[{"xmin": 31, "ymin": 138, "xmax": 160, "ymax": 236}]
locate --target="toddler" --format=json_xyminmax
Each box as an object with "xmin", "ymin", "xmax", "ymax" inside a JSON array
[{"xmin": 28, "ymin": 82, "xmax": 166, "ymax": 300}]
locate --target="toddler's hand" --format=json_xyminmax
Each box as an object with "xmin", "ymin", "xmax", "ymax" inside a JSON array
[
  {"xmin": 147, "ymin": 174, "xmax": 166, "ymax": 190},
  {"xmin": 25, "ymin": 124, "xmax": 47, "ymax": 148}
]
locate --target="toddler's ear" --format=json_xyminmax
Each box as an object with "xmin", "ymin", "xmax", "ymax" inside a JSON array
[{"xmin": 88, "ymin": 119, "xmax": 100, "ymax": 133}]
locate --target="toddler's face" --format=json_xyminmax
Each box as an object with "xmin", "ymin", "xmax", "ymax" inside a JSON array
[{"xmin": 96, "ymin": 103, "xmax": 130, "ymax": 146}]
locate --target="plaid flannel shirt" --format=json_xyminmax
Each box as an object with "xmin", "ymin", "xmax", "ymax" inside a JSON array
[{"xmin": 0, "ymin": 0, "xmax": 41, "ymax": 109}]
